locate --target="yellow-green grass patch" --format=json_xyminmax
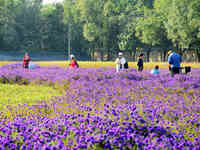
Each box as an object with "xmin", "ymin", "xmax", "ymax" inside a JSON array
[{"xmin": 0, "ymin": 83, "xmax": 63, "ymax": 109}]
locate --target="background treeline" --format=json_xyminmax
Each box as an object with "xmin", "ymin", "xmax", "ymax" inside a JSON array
[{"xmin": 0, "ymin": 0, "xmax": 200, "ymax": 61}]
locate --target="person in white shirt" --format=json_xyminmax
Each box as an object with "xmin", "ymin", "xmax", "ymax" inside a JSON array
[{"xmin": 115, "ymin": 52, "xmax": 126, "ymax": 72}]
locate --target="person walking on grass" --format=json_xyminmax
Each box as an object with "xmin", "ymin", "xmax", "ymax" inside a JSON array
[
  {"xmin": 69, "ymin": 54, "xmax": 79, "ymax": 69},
  {"xmin": 115, "ymin": 52, "xmax": 127, "ymax": 72},
  {"xmin": 23, "ymin": 52, "xmax": 31, "ymax": 69},
  {"xmin": 168, "ymin": 50, "xmax": 182, "ymax": 77},
  {"xmin": 137, "ymin": 53, "xmax": 144, "ymax": 72}
]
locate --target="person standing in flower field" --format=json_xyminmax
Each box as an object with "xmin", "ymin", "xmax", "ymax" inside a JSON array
[
  {"xmin": 115, "ymin": 52, "xmax": 127, "ymax": 72},
  {"xmin": 137, "ymin": 53, "xmax": 144, "ymax": 72},
  {"xmin": 69, "ymin": 54, "xmax": 79, "ymax": 69},
  {"xmin": 168, "ymin": 50, "xmax": 182, "ymax": 77},
  {"xmin": 23, "ymin": 52, "xmax": 31, "ymax": 69}
]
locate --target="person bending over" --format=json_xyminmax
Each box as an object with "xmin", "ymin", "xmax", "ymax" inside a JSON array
[
  {"xmin": 168, "ymin": 50, "xmax": 182, "ymax": 77},
  {"xmin": 69, "ymin": 54, "xmax": 79, "ymax": 69},
  {"xmin": 151, "ymin": 65, "xmax": 160, "ymax": 75}
]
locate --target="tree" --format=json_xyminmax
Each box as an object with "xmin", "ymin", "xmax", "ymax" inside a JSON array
[
  {"xmin": 40, "ymin": 3, "xmax": 65, "ymax": 51},
  {"xmin": 135, "ymin": 5, "xmax": 172, "ymax": 61},
  {"xmin": 154, "ymin": 0, "xmax": 200, "ymax": 61},
  {"xmin": 77, "ymin": 0, "xmax": 128, "ymax": 60},
  {"xmin": 117, "ymin": 0, "xmax": 144, "ymax": 61},
  {"xmin": 0, "ymin": 0, "xmax": 17, "ymax": 50},
  {"xmin": 63, "ymin": 0, "xmax": 90, "ymax": 60},
  {"xmin": 187, "ymin": 0, "xmax": 200, "ymax": 61}
]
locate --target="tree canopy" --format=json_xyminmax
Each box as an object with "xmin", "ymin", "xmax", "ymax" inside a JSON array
[{"xmin": 0, "ymin": 0, "xmax": 200, "ymax": 61}]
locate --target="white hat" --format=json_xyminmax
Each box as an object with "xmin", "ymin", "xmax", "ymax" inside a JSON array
[
  {"xmin": 118, "ymin": 52, "xmax": 123, "ymax": 56},
  {"xmin": 70, "ymin": 54, "xmax": 75, "ymax": 58},
  {"xmin": 168, "ymin": 50, "xmax": 172, "ymax": 55}
]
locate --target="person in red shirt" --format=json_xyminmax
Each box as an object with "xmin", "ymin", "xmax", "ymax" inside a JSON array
[
  {"xmin": 23, "ymin": 52, "xmax": 31, "ymax": 68},
  {"xmin": 69, "ymin": 54, "xmax": 79, "ymax": 69}
]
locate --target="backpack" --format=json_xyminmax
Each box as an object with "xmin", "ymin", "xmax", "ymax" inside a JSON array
[{"xmin": 124, "ymin": 61, "xmax": 128, "ymax": 69}]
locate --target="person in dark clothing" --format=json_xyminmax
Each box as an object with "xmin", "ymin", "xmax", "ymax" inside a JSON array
[
  {"xmin": 137, "ymin": 53, "xmax": 144, "ymax": 72},
  {"xmin": 23, "ymin": 52, "xmax": 31, "ymax": 69}
]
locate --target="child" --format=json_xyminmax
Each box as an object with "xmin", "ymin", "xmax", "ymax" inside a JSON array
[
  {"xmin": 151, "ymin": 65, "xmax": 160, "ymax": 75},
  {"xmin": 137, "ymin": 53, "xmax": 144, "ymax": 72},
  {"xmin": 29, "ymin": 61, "xmax": 37, "ymax": 69}
]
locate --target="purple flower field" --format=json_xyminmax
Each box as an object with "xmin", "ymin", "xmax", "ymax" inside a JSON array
[{"xmin": 0, "ymin": 63, "xmax": 199, "ymax": 150}]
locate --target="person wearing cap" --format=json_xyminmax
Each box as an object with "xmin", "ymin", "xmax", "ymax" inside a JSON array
[
  {"xmin": 69, "ymin": 54, "xmax": 79, "ymax": 69},
  {"xmin": 168, "ymin": 50, "xmax": 182, "ymax": 77},
  {"xmin": 115, "ymin": 52, "xmax": 126, "ymax": 72},
  {"xmin": 137, "ymin": 53, "xmax": 144, "ymax": 72}
]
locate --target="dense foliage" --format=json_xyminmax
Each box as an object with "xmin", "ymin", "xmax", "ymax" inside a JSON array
[
  {"xmin": 0, "ymin": 63, "xmax": 199, "ymax": 149},
  {"xmin": 0, "ymin": 0, "xmax": 200, "ymax": 61}
]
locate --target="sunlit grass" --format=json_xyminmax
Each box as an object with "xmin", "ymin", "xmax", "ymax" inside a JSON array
[
  {"xmin": 33, "ymin": 61, "xmax": 200, "ymax": 69},
  {"xmin": 0, "ymin": 83, "xmax": 62, "ymax": 108},
  {"xmin": 0, "ymin": 61, "xmax": 16, "ymax": 66},
  {"xmin": 0, "ymin": 61, "xmax": 199, "ymax": 68}
]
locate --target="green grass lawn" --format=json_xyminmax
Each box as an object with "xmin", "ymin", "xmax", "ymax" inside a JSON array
[{"xmin": 0, "ymin": 83, "xmax": 62, "ymax": 108}]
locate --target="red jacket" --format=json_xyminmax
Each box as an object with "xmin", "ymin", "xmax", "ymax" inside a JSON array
[
  {"xmin": 23, "ymin": 56, "xmax": 31, "ymax": 67},
  {"xmin": 69, "ymin": 60, "xmax": 79, "ymax": 68}
]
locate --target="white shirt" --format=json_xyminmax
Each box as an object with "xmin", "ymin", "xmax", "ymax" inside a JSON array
[{"xmin": 115, "ymin": 57, "xmax": 126, "ymax": 72}]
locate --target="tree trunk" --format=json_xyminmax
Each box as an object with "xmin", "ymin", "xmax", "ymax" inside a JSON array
[
  {"xmin": 90, "ymin": 48, "xmax": 95, "ymax": 61},
  {"xmin": 180, "ymin": 48, "xmax": 184, "ymax": 57},
  {"xmin": 100, "ymin": 50, "xmax": 104, "ymax": 61},
  {"xmin": 160, "ymin": 51, "xmax": 163, "ymax": 62},
  {"xmin": 146, "ymin": 45, "xmax": 152, "ymax": 62},
  {"xmin": 196, "ymin": 49, "xmax": 200, "ymax": 62},
  {"xmin": 128, "ymin": 51, "xmax": 132, "ymax": 61},
  {"xmin": 40, "ymin": 40, "xmax": 44, "ymax": 50},
  {"xmin": 107, "ymin": 49, "xmax": 111, "ymax": 61},
  {"xmin": 163, "ymin": 50, "xmax": 167, "ymax": 62},
  {"xmin": 146, "ymin": 51, "xmax": 149, "ymax": 62},
  {"xmin": 132, "ymin": 51, "xmax": 136, "ymax": 61}
]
